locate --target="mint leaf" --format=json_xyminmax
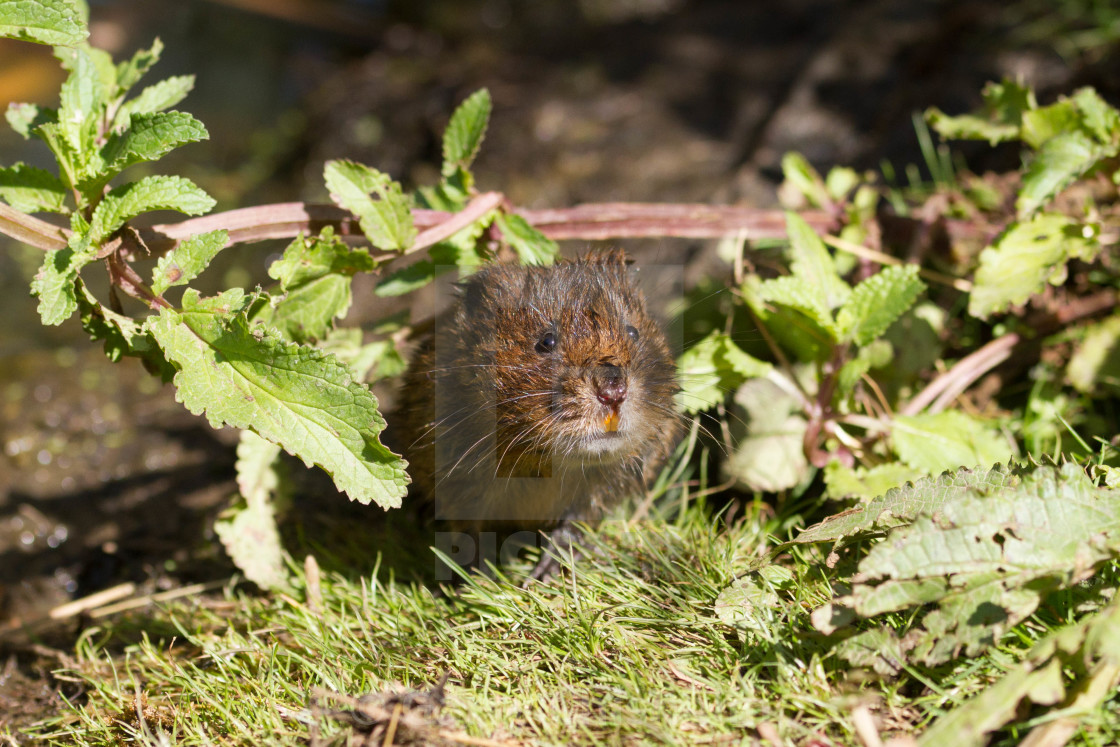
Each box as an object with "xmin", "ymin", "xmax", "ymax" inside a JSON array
[
  {"xmin": 752, "ymin": 274, "xmax": 837, "ymax": 338},
  {"xmin": 1017, "ymin": 130, "xmax": 1116, "ymax": 216},
  {"xmin": 55, "ymin": 44, "xmax": 101, "ymax": 157},
  {"xmin": 151, "ymin": 229, "xmax": 228, "ymax": 295},
  {"xmin": 0, "ymin": 0, "xmax": 87, "ymax": 46},
  {"xmin": 926, "ymin": 79, "xmax": 1035, "ymax": 146},
  {"xmin": 90, "ymin": 175, "xmax": 214, "ymax": 242},
  {"xmin": 780, "ymin": 151, "xmax": 830, "ymax": 208},
  {"xmin": 147, "ymin": 289, "xmax": 409, "ymax": 508},
  {"xmin": 6, "ymin": 102, "xmax": 54, "ymax": 138},
  {"xmin": 374, "ymin": 259, "xmax": 441, "ymax": 297},
  {"xmin": 785, "ymin": 211, "xmax": 850, "ymax": 310},
  {"xmin": 1073, "ymin": 86, "xmax": 1120, "ymax": 143},
  {"xmin": 114, "ymin": 75, "xmax": 194, "ymax": 124},
  {"xmin": 0, "ymin": 162, "xmax": 67, "ymax": 212},
  {"xmin": 31, "ymin": 240, "xmax": 94, "ymax": 325},
  {"xmin": 494, "ymin": 212, "xmax": 558, "ymax": 265},
  {"xmin": 676, "ymin": 330, "xmax": 772, "ymax": 415},
  {"xmin": 893, "ymin": 411, "xmax": 1013, "ymax": 474},
  {"xmin": 836, "ymin": 264, "xmax": 925, "ymax": 346},
  {"xmin": 441, "ymin": 88, "xmax": 491, "ymax": 178},
  {"xmin": 323, "ymin": 159, "xmax": 415, "ymax": 251},
  {"xmin": 969, "ymin": 213, "xmax": 1099, "ymax": 318},
  {"xmin": 100, "ymin": 111, "xmax": 208, "ymax": 175},
  {"xmin": 114, "ymin": 37, "xmax": 162, "ymax": 93},
  {"xmin": 257, "ymin": 230, "xmax": 375, "ymax": 342},
  {"xmin": 374, "ymin": 212, "xmax": 494, "ymax": 297}
]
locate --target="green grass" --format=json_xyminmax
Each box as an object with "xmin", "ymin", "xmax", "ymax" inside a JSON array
[{"xmin": 22, "ymin": 496, "xmax": 1120, "ymax": 745}]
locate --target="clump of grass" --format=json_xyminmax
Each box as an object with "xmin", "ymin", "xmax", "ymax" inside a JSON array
[{"xmin": 26, "ymin": 498, "xmax": 1120, "ymax": 745}]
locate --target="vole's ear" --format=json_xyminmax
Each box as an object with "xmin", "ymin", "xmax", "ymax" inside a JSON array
[{"xmin": 457, "ymin": 269, "xmax": 490, "ymax": 314}]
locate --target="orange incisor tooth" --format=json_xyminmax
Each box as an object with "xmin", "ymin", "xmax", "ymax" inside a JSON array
[{"xmin": 603, "ymin": 412, "xmax": 620, "ymax": 432}]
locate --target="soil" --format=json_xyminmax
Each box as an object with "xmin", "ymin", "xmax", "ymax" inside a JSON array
[{"xmin": 0, "ymin": 0, "xmax": 1113, "ymax": 738}]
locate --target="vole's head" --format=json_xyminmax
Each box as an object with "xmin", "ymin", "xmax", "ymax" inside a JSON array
[{"xmin": 451, "ymin": 251, "xmax": 679, "ymax": 468}]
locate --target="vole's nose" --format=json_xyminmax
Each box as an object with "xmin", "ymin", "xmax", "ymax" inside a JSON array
[{"xmin": 594, "ymin": 364, "xmax": 628, "ymax": 407}]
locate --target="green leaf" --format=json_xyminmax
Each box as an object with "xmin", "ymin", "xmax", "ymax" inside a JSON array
[
  {"xmin": 32, "ymin": 121, "xmax": 79, "ymax": 188},
  {"xmin": 830, "ymin": 463, "xmax": 1120, "ymax": 665},
  {"xmin": 55, "ymin": 44, "xmax": 101, "ymax": 157},
  {"xmin": 257, "ymin": 230, "xmax": 375, "ymax": 342},
  {"xmin": 441, "ymin": 88, "xmax": 491, "ymax": 178},
  {"xmin": 1073, "ymin": 86, "xmax": 1120, "ymax": 143},
  {"xmin": 147, "ymin": 289, "xmax": 409, "ymax": 508},
  {"xmin": 90, "ymin": 175, "xmax": 214, "ymax": 243},
  {"xmin": 494, "ymin": 212, "xmax": 558, "ymax": 265},
  {"xmin": 0, "ymin": 0, "xmax": 87, "ymax": 46},
  {"xmin": 151, "ymin": 229, "xmax": 228, "ymax": 295},
  {"xmin": 1017, "ymin": 130, "xmax": 1116, "ymax": 216},
  {"xmin": 893, "ymin": 411, "xmax": 1013, "ymax": 474},
  {"xmin": 675, "ymin": 330, "xmax": 772, "ymax": 415},
  {"xmin": 1067, "ymin": 313, "xmax": 1120, "ymax": 394},
  {"xmin": 752, "ymin": 274, "xmax": 837, "ymax": 338},
  {"xmin": 100, "ymin": 111, "xmax": 208, "ymax": 176},
  {"xmin": 822, "ymin": 460, "xmax": 926, "ymax": 502},
  {"xmin": 214, "ymin": 430, "xmax": 291, "ymax": 590},
  {"xmin": 6, "ymin": 102, "xmax": 54, "ymax": 138},
  {"xmin": 836, "ymin": 264, "xmax": 925, "ymax": 346},
  {"xmin": 374, "ymin": 214, "xmax": 494, "ymax": 297},
  {"xmin": 113, "ymin": 75, "xmax": 194, "ymax": 124},
  {"xmin": 969, "ymin": 213, "xmax": 1099, "ymax": 319},
  {"xmin": 114, "ymin": 37, "xmax": 162, "ymax": 93},
  {"xmin": 323, "ymin": 159, "xmax": 415, "ymax": 251},
  {"xmin": 318, "ymin": 328, "xmax": 406, "ymax": 383},
  {"xmin": 779, "ymin": 151, "xmax": 829, "ymax": 207},
  {"xmin": 0, "ymin": 162, "xmax": 67, "ymax": 212},
  {"xmin": 792, "ymin": 463, "xmax": 1023, "ymax": 546},
  {"xmin": 1021, "ymin": 99, "xmax": 1079, "ymax": 150},
  {"xmin": 785, "ymin": 211, "xmax": 850, "ymax": 310},
  {"xmin": 925, "ymin": 79, "xmax": 1035, "ymax": 146},
  {"xmin": 31, "ymin": 238, "xmax": 94, "ymax": 325}
]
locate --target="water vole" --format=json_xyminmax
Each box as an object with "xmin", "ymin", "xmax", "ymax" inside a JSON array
[{"xmin": 400, "ymin": 251, "xmax": 682, "ymax": 579}]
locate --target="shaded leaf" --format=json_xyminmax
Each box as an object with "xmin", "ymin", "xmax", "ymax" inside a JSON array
[
  {"xmin": 725, "ymin": 377, "xmax": 809, "ymax": 492},
  {"xmin": 822, "ymin": 460, "xmax": 925, "ymax": 502},
  {"xmin": 1067, "ymin": 313, "xmax": 1120, "ymax": 394},
  {"xmin": 0, "ymin": 162, "xmax": 67, "ymax": 212},
  {"xmin": 785, "ymin": 211, "xmax": 850, "ymax": 310},
  {"xmin": 675, "ymin": 330, "xmax": 772, "ymax": 414}
]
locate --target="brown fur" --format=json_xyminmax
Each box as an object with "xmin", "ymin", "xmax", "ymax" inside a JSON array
[{"xmin": 400, "ymin": 251, "xmax": 682, "ymax": 537}]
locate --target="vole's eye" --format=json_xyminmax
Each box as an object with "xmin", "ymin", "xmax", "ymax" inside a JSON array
[
  {"xmin": 625, "ymin": 325, "xmax": 639, "ymax": 342},
  {"xmin": 535, "ymin": 332, "xmax": 558, "ymax": 354}
]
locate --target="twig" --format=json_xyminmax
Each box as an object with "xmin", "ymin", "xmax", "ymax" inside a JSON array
[
  {"xmin": 0, "ymin": 202, "xmax": 68, "ymax": 252},
  {"xmin": 823, "ymin": 233, "xmax": 972, "ymax": 292},
  {"xmin": 901, "ymin": 333, "xmax": 1019, "ymax": 416},
  {"xmin": 49, "ymin": 582, "xmax": 135, "ymax": 619}
]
